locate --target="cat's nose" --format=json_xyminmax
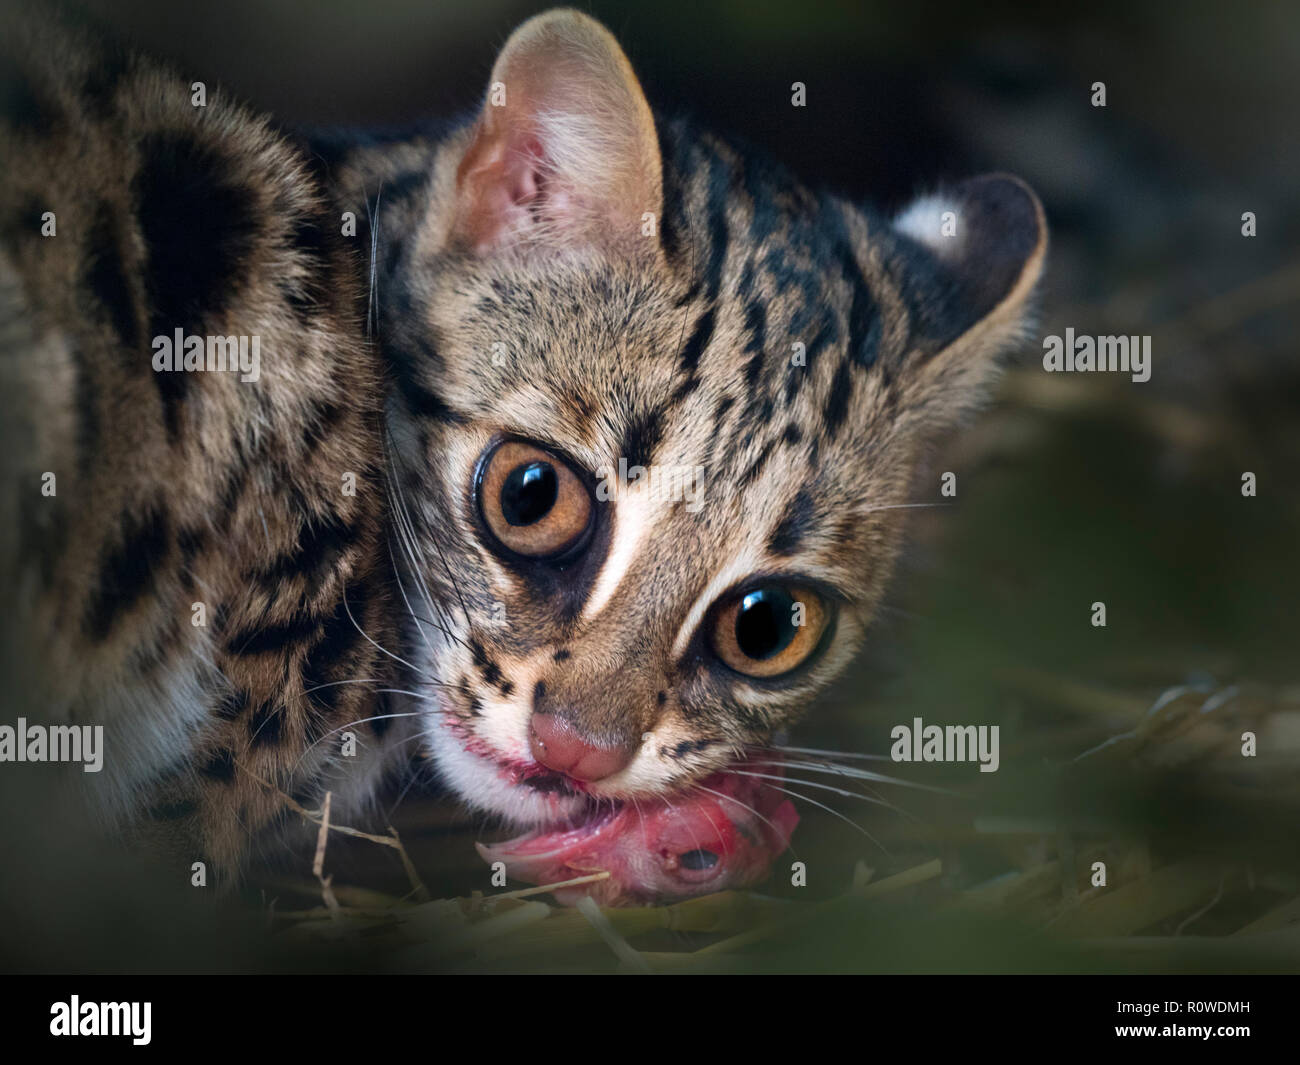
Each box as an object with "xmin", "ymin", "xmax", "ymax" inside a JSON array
[{"xmin": 528, "ymin": 712, "xmax": 635, "ymax": 782}]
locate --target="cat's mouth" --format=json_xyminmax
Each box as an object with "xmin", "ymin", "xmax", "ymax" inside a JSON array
[
  {"xmin": 519, "ymin": 768, "xmax": 587, "ymax": 795},
  {"xmin": 477, "ymin": 757, "xmax": 800, "ymax": 906},
  {"xmin": 483, "ymin": 793, "xmax": 626, "ymax": 859},
  {"xmin": 431, "ymin": 710, "xmax": 798, "ymax": 903}
]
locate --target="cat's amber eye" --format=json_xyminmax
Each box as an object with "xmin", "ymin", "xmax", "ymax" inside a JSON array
[
  {"xmin": 477, "ymin": 440, "xmax": 593, "ymax": 559},
  {"xmin": 710, "ymin": 584, "xmax": 830, "ymax": 678}
]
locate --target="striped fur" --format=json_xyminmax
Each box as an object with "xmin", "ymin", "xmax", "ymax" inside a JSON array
[{"xmin": 0, "ymin": 9, "xmax": 413, "ymax": 877}]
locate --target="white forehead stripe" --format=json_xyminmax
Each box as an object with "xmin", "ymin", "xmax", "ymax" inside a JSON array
[
  {"xmin": 582, "ymin": 484, "xmax": 662, "ymax": 622},
  {"xmin": 670, "ymin": 546, "xmax": 764, "ymax": 660}
]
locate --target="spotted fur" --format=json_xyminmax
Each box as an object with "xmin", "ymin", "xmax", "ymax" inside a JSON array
[
  {"xmin": 1, "ymin": 7, "xmax": 1045, "ymax": 872},
  {"xmin": 0, "ymin": 9, "xmax": 412, "ymax": 877}
]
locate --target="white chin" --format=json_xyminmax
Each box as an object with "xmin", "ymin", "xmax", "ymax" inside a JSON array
[{"xmin": 424, "ymin": 709, "xmax": 587, "ymax": 827}]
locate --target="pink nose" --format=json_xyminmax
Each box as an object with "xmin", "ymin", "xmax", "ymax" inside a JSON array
[{"xmin": 529, "ymin": 713, "xmax": 634, "ymax": 782}]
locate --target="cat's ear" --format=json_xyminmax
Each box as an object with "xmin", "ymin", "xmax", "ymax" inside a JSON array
[
  {"xmin": 449, "ymin": 9, "xmax": 662, "ymax": 259},
  {"xmin": 888, "ymin": 173, "xmax": 1047, "ymax": 428}
]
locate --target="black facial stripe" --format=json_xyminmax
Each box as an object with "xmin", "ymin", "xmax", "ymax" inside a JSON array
[
  {"xmin": 622, "ymin": 405, "xmax": 664, "ymax": 470},
  {"xmin": 678, "ymin": 305, "xmax": 716, "ymax": 375},
  {"xmin": 837, "ymin": 237, "xmax": 882, "ymax": 370},
  {"xmin": 712, "ymin": 394, "xmax": 735, "ymax": 432},
  {"xmin": 671, "ymin": 738, "xmax": 714, "ymax": 759},
  {"xmin": 404, "ymin": 378, "xmax": 466, "ymax": 423},
  {"xmin": 701, "ymin": 148, "xmax": 731, "ymax": 300},
  {"xmin": 743, "ymin": 150, "xmax": 779, "ymax": 246},
  {"xmin": 767, "ymin": 489, "xmax": 817, "ymax": 557},
  {"xmin": 669, "ymin": 374, "xmax": 702, "ymax": 408},
  {"xmin": 822, "ymin": 359, "xmax": 855, "ymax": 440},
  {"xmin": 654, "ymin": 120, "xmax": 688, "ymax": 265},
  {"xmin": 386, "ymin": 330, "xmax": 467, "ymax": 424},
  {"xmin": 469, "ymin": 637, "xmax": 515, "ymax": 696},
  {"xmin": 737, "ymin": 438, "xmax": 776, "ymax": 490}
]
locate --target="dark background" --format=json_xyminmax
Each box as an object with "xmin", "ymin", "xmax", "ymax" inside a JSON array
[{"xmin": 2, "ymin": 0, "xmax": 1298, "ymax": 972}]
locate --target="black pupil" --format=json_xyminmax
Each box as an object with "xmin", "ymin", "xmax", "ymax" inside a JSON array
[
  {"xmin": 735, "ymin": 587, "xmax": 797, "ymax": 661},
  {"xmin": 500, "ymin": 461, "xmax": 558, "ymax": 526},
  {"xmin": 679, "ymin": 849, "xmax": 719, "ymax": 871}
]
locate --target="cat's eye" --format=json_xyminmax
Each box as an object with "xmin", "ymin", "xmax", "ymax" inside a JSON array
[
  {"xmin": 710, "ymin": 584, "xmax": 829, "ymax": 678},
  {"xmin": 476, "ymin": 440, "xmax": 593, "ymax": 559}
]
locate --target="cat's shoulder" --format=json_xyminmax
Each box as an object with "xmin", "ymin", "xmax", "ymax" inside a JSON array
[{"xmin": 0, "ymin": 7, "xmax": 401, "ymax": 876}]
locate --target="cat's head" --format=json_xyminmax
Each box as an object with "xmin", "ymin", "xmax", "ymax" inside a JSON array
[{"xmin": 380, "ymin": 8, "xmax": 1046, "ymax": 826}]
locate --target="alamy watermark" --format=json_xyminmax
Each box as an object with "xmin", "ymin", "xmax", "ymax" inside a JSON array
[
  {"xmin": 152, "ymin": 329, "xmax": 261, "ymax": 383},
  {"xmin": 50, "ymin": 997, "xmax": 150, "ymax": 1045},
  {"xmin": 595, "ymin": 457, "xmax": 706, "ymax": 513},
  {"xmin": 0, "ymin": 718, "xmax": 103, "ymax": 772},
  {"xmin": 1042, "ymin": 329, "xmax": 1151, "ymax": 383},
  {"xmin": 890, "ymin": 716, "xmax": 999, "ymax": 773}
]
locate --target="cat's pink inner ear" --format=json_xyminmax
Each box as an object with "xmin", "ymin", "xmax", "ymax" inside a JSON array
[
  {"xmin": 451, "ymin": 9, "xmax": 663, "ymax": 257},
  {"xmin": 455, "ymin": 127, "xmax": 545, "ymax": 251}
]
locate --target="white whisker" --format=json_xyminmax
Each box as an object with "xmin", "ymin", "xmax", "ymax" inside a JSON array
[
  {"xmin": 729, "ymin": 768, "xmax": 897, "ymax": 809},
  {"xmin": 687, "ymin": 781, "xmax": 801, "ymax": 862},
  {"xmin": 755, "ymin": 779, "xmax": 887, "ymax": 852},
  {"xmin": 770, "ymin": 744, "xmax": 892, "ymax": 762},
  {"xmin": 750, "ymin": 757, "xmax": 953, "ymax": 794}
]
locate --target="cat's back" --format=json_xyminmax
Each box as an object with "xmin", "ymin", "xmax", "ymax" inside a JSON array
[{"xmin": 0, "ymin": 8, "xmax": 401, "ymax": 872}]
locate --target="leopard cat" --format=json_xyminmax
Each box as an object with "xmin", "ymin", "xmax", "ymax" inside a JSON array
[{"xmin": 0, "ymin": 8, "xmax": 1045, "ymax": 886}]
